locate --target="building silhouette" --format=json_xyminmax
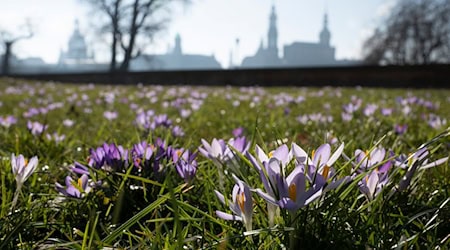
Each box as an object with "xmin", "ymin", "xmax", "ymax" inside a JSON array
[
  {"xmin": 241, "ymin": 5, "xmax": 360, "ymax": 68},
  {"xmin": 131, "ymin": 34, "xmax": 222, "ymax": 70},
  {"xmin": 241, "ymin": 6, "xmax": 283, "ymax": 68}
]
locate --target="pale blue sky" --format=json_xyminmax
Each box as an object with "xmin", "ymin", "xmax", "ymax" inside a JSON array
[{"xmin": 0, "ymin": 0, "xmax": 397, "ymax": 67}]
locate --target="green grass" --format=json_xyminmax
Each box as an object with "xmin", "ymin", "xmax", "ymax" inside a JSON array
[{"xmin": 0, "ymin": 78, "xmax": 449, "ymax": 249}]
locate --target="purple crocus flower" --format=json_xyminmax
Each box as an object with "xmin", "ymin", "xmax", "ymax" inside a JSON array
[
  {"xmin": 63, "ymin": 119, "xmax": 74, "ymax": 127},
  {"xmin": 11, "ymin": 153, "xmax": 39, "ymax": 186},
  {"xmin": 394, "ymin": 124, "xmax": 408, "ymax": 135},
  {"xmin": 27, "ymin": 121, "xmax": 47, "ymax": 136},
  {"xmin": 232, "ymin": 127, "xmax": 244, "ymax": 137},
  {"xmin": 102, "ymin": 143, "xmax": 129, "ymax": 171},
  {"xmin": 248, "ymin": 144, "xmax": 323, "ymax": 214},
  {"xmin": 153, "ymin": 114, "xmax": 172, "ymax": 128},
  {"xmin": 354, "ymin": 147, "xmax": 391, "ymax": 173},
  {"xmin": 359, "ymin": 170, "xmax": 387, "ymax": 200},
  {"xmin": 215, "ymin": 175, "xmax": 253, "ymax": 231},
  {"xmin": 0, "ymin": 115, "xmax": 17, "ymax": 128},
  {"xmin": 71, "ymin": 162, "xmax": 90, "ymax": 175},
  {"xmin": 88, "ymin": 146, "xmax": 106, "ymax": 169},
  {"xmin": 353, "ymin": 148, "xmax": 393, "ymax": 200},
  {"xmin": 46, "ymin": 132, "xmax": 66, "ymax": 143},
  {"xmin": 397, "ymin": 148, "xmax": 448, "ymax": 191},
  {"xmin": 295, "ymin": 143, "xmax": 349, "ymax": 191},
  {"xmin": 103, "ymin": 111, "xmax": 118, "ymax": 120},
  {"xmin": 131, "ymin": 141, "xmax": 154, "ymax": 169},
  {"xmin": 198, "ymin": 138, "xmax": 230, "ymax": 166},
  {"xmin": 381, "ymin": 108, "xmax": 393, "ymax": 116},
  {"xmin": 363, "ymin": 104, "xmax": 378, "ymax": 116},
  {"xmin": 255, "ymin": 164, "xmax": 323, "ymax": 211},
  {"xmin": 172, "ymin": 126, "xmax": 185, "ymax": 137},
  {"xmin": 172, "ymin": 149, "xmax": 198, "ymax": 183},
  {"xmin": 55, "ymin": 174, "xmax": 91, "ymax": 198}
]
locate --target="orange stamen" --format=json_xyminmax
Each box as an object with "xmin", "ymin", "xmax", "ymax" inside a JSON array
[
  {"xmin": 289, "ymin": 184, "xmax": 297, "ymax": 201},
  {"xmin": 237, "ymin": 192, "xmax": 246, "ymax": 213},
  {"xmin": 323, "ymin": 165, "xmax": 330, "ymax": 179}
]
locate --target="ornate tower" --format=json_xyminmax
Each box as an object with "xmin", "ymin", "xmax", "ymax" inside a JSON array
[
  {"xmin": 319, "ymin": 13, "xmax": 331, "ymax": 47},
  {"xmin": 267, "ymin": 5, "xmax": 278, "ymax": 53},
  {"xmin": 173, "ymin": 34, "xmax": 182, "ymax": 55}
]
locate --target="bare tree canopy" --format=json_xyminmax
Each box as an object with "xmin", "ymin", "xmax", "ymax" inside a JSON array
[
  {"xmin": 363, "ymin": 0, "xmax": 450, "ymax": 65},
  {"xmin": 0, "ymin": 20, "xmax": 34, "ymax": 75},
  {"xmin": 84, "ymin": 0, "xmax": 189, "ymax": 72}
]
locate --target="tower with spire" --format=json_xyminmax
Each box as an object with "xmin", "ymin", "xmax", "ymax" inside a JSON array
[
  {"xmin": 319, "ymin": 13, "xmax": 331, "ymax": 47},
  {"xmin": 241, "ymin": 4, "xmax": 282, "ymax": 68},
  {"xmin": 173, "ymin": 34, "xmax": 182, "ymax": 55},
  {"xmin": 267, "ymin": 5, "xmax": 278, "ymax": 54}
]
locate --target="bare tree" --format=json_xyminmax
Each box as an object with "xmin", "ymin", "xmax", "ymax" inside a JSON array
[
  {"xmin": 84, "ymin": 0, "xmax": 188, "ymax": 72},
  {"xmin": 0, "ymin": 21, "xmax": 33, "ymax": 75},
  {"xmin": 363, "ymin": 0, "xmax": 450, "ymax": 65}
]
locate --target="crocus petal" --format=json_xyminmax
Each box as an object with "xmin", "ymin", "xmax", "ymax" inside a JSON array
[
  {"xmin": 22, "ymin": 156, "xmax": 38, "ymax": 181},
  {"xmin": 214, "ymin": 190, "xmax": 226, "ymax": 205},
  {"xmin": 378, "ymin": 160, "xmax": 392, "ymax": 173},
  {"xmin": 327, "ymin": 143, "xmax": 344, "ymax": 166},
  {"xmin": 246, "ymin": 151, "xmax": 262, "ymax": 171},
  {"xmin": 255, "ymin": 145, "xmax": 269, "ymax": 163},
  {"xmin": 291, "ymin": 143, "xmax": 310, "ymax": 164},
  {"xmin": 420, "ymin": 157, "xmax": 448, "ymax": 170},
  {"xmin": 211, "ymin": 139, "xmax": 224, "ymax": 158},
  {"xmin": 79, "ymin": 174, "xmax": 89, "ymax": 191},
  {"xmin": 272, "ymin": 144, "xmax": 289, "ymax": 165},
  {"xmin": 313, "ymin": 144, "xmax": 331, "ymax": 168},
  {"xmin": 370, "ymin": 148, "xmax": 386, "ymax": 165},
  {"xmin": 366, "ymin": 171, "xmax": 379, "ymax": 198},
  {"xmin": 267, "ymin": 158, "xmax": 282, "ymax": 176},
  {"xmin": 11, "ymin": 153, "xmax": 19, "ymax": 176},
  {"xmin": 279, "ymin": 197, "xmax": 299, "ymax": 211},
  {"xmin": 55, "ymin": 182, "xmax": 69, "ymax": 196},
  {"xmin": 303, "ymin": 186, "xmax": 323, "ymax": 206},
  {"xmin": 216, "ymin": 211, "xmax": 242, "ymax": 221},
  {"xmin": 325, "ymin": 176, "xmax": 351, "ymax": 191},
  {"xmin": 256, "ymin": 188, "xmax": 278, "ymax": 205}
]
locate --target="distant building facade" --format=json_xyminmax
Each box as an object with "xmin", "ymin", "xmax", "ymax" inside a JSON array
[
  {"xmin": 131, "ymin": 34, "xmax": 222, "ymax": 71},
  {"xmin": 241, "ymin": 5, "xmax": 360, "ymax": 68}
]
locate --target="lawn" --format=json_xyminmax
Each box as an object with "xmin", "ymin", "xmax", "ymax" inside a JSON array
[{"xmin": 0, "ymin": 78, "xmax": 449, "ymax": 249}]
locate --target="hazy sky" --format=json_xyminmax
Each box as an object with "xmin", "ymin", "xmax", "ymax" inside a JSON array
[{"xmin": 0, "ymin": 0, "xmax": 397, "ymax": 67}]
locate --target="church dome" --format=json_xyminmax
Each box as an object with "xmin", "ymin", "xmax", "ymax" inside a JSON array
[{"xmin": 67, "ymin": 20, "xmax": 88, "ymax": 60}]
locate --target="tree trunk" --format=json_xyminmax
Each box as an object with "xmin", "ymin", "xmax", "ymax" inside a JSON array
[
  {"xmin": 109, "ymin": 0, "xmax": 121, "ymax": 73},
  {"xmin": 1, "ymin": 42, "xmax": 12, "ymax": 75},
  {"xmin": 119, "ymin": 0, "xmax": 139, "ymax": 72}
]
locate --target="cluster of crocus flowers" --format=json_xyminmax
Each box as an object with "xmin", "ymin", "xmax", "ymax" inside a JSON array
[
  {"xmin": 54, "ymin": 139, "xmax": 200, "ymax": 199},
  {"xmin": 88, "ymin": 143, "xmax": 129, "ymax": 172},
  {"xmin": 213, "ymin": 142, "xmax": 348, "ymax": 229},
  {"xmin": 249, "ymin": 143, "xmax": 344, "ymax": 211}
]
